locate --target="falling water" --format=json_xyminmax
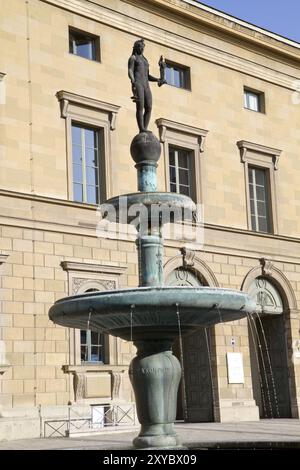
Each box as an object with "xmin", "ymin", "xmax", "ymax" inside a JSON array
[
  {"xmin": 255, "ymin": 312, "xmax": 280, "ymax": 418},
  {"xmin": 85, "ymin": 308, "xmax": 93, "ymax": 362},
  {"xmin": 204, "ymin": 327, "xmax": 216, "ymax": 419},
  {"xmin": 216, "ymin": 304, "xmax": 222, "ymax": 324},
  {"xmin": 247, "ymin": 313, "xmax": 268, "ymax": 418},
  {"xmin": 176, "ymin": 303, "xmax": 188, "ymax": 422},
  {"xmin": 248, "ymin": 313, "xmax": 274, "ymax": 419},
  {"xmin": 130, "ymin": 304, "xmax": 135, "ymax": 343},
  {"xmin": 87, "ymin": 309, "xmax": 92, "ymax": 330}
]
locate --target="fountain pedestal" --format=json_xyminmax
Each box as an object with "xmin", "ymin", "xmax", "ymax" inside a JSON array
[{"xmin": 129, "ymin": 340, "xmax": 181, "ymax": 449}]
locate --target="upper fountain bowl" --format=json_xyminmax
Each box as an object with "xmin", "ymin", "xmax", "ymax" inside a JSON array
[{"xmin": 49, "ymin": 287, "xmax": 255, "ymax": 341}]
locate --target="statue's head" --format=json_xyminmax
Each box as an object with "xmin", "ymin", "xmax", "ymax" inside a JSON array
[{"xmin": 133, "ymin": 39, "xmax": 145, "ymax": 55}]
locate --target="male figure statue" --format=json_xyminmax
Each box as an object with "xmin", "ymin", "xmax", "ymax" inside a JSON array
[{"xmin": 128, "ymin": 39, "xmax": 166, "ymax": 133}]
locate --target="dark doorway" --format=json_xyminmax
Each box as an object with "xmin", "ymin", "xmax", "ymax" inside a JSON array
[
  {"xmin": 167, "ymin": 268, "xmax": 215, "ymax": 423},
  {"xmin": 249, "ymin": 314, "xmax": 291, "ymax": 419},
  {"xmin": 248, "ymin": 278, "xmax": 291, "ymax": 419},
  {"xmin": 174, "ymin": 328, "xmax": 214, "ymax": 422}
]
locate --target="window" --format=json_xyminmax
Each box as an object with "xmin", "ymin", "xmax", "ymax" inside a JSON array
[
  {"xmin": 156, "ymin": 118, "xmax": 208, "ymax": 204},
  {"xmin": 80, "ymin": 330, "xmax": 107, "ymax": 363},
  {"xmin": 80, "ymin": 288, "xmax": 107, "ymax": 363},
  {"xmin": 169, "ymin": 146, "xmax": 194, "ymax": 197},
  {"xmin": 60, "ymin": 261, "xmax": 127, "ymax": 367},
  {"xmin": 165, "ymin": 61, "xmax": 190, "ymax": 90},
  {"xmin": 69, "ymin": 27, "xmax": 100, "ymax": 61},
  {"xmin": 248, "ymin": 167, "xmax": 272, "ymax": 233},
  {"xmin": 72, "ymin": 123, "xmax": 101, "ymax": 204},
  {"xmin": 244, "ymin": 88, "xmax": 264, "ymax": 113},
  {"xmin": 237, "ymin": 140, "xmax": 281, "ymax": 235},
  {"xmin": 56, "ymin": 90, "xmax": 120, "ymax": 203}
]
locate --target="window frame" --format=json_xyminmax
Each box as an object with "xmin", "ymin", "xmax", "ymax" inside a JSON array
[
  {"xmin": 61, "ymin": 261, "xmax": 127, "ymax": 367},
  {"xmin": 156, "ymin": 118, "xmax": 208, "ymax": 205},
  {"xmin": 69, "ymin": 26, "xmax": 101, "ymax": 62},
  {"xmin": 71, "ymin": 122, "xmax": 103, "ymax": 205},
  {"xmin": 248, "ymin": 166, "xmax": 272, "ymax": 234},
  {"xmin": 165, "ymin": 60, "xmax": 191, "ymax": 90},
  {"xmin": 237, "ymin": 140, "xmax": 281, "ymax": 235},
  {"xmin": 80, "ymin": 329, "xmax": 109, "ymax": 364},
  {"xmin": 169, "ymin": 145, "xmax": 195, "ymax": 199},
  {"xmin": 56, "ymin": 90, "xmax": 120, "ymax": 204},
  {"xmin": 243, "ymin": 87, "xmax": 265, "ymax": 113}
]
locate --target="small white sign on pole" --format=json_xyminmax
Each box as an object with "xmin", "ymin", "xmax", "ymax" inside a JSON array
[{"xmin": 227, "ymin": 352, "xmax": 245, "ymax": 384}]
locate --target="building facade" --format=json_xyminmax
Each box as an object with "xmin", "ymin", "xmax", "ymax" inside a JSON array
[{"xmin": 0, "ymin": 0, "xmax": 300, "ymax": 439}]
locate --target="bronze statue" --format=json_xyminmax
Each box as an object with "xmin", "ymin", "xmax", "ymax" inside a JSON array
[{"xmin": 128, "ymin": 39, "xmax": 166, "ymax": 133}]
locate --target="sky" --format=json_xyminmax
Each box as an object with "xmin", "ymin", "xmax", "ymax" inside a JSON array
[{"xmin": 196, "ymin": 0, "xmax": 300, "ymax": 43}]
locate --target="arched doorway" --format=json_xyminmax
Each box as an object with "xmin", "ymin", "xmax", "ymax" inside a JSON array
[
  {"xmin": 166, "ymin": 267, "xmax": 214, "ymax": 422},
  {"xmin": 248, "ymin": 277, "xmax": 291, "ymax": 418}
]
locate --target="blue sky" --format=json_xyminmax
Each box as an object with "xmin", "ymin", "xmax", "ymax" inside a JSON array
[{"xmin": 196, "ymin": 0, "xmax": 300, "ymax": 43}]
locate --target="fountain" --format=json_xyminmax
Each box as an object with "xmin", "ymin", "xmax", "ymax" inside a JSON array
[{"xmin": 49, "ymin": 39, "xmax": 255, "ymax": 449}]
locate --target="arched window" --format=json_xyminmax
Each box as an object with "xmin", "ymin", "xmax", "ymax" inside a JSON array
[
  {"xmin": 80, "ymin": 288, "xmax": 108, "ymax": 363},
  {"xmin": 166, "ymin": 267, "xmax": 205, "ymax": 287},
  {"xmin": 248, "ymin": 277, "xmax": 283, "ymax": 315}
]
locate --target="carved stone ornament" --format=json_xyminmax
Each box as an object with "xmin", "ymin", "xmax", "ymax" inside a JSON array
[
  {"xmin": 111, "ymin": 372, "xmax": 122, "ymax": 399},
  {"xmin": 259, "ymin": 258, "xmax": 274, "ymax": 276},
  {"xmin": 72, "ymin": 278, "xmax": 116, "ymax": 295},
  {"xmin": 180, "ymin": 247, "xmax": 195, "ymax": 269},
  {"xmin": 73, "ymin": 372, "xmax": 86, "ymax": 401}
]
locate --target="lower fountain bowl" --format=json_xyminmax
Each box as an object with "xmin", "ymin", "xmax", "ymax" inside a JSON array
[{"xmin": 49, "ymin": 286, "xmax": 255, "ymax": 341}]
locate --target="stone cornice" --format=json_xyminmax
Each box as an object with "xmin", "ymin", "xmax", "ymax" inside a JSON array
[
  {"xmin": 143, "ymin": 0, "xmax": 300, "ymax": 56},
  {"xmin": 56, "ymin": 90, "xmax": 120, "ymax": 130},
  {"xmin": 0, "ymin": 73, "xmax": 6, "ymax": 81},
  {"xmin": 61, "ymin": 261, "xmax": 127, "ymax": 275},
  {"xmin": 237, "ymin": 140, "xmax": 282, "ymax": 169},
  {"xmin": 41, "ymin": 0, "xmax": 300, "ymax": 91},
  {"xmin": 62, "ymin": 364, "xmax": 127, "ymax": 373},
  {"xmin": 0, "ymin": 188, "xmax": 300, "ymax": 245},
  {"xmin": 156, "ymin": 118, "xmax": 208, "ymax": 152}
]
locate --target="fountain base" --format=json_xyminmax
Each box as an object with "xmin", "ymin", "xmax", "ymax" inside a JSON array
[{"xmin": 129, "ymin": 339, "xmax": 182, "ymax": 449}]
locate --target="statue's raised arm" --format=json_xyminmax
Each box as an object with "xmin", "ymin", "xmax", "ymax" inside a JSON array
[{"xmin": 128, "ymin": 39, "xmax": 166, "ymax": 133}]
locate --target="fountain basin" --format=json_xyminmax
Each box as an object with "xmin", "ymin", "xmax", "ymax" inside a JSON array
[
  {"xmin": 101, "ymin": 192, "xmax": 196, "ymax": 224},
  {"xmin": 49, "ymin": 286, "xmax": 255, "ymax": 341}
]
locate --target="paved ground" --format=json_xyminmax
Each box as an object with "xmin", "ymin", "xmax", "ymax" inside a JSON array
[{"xmin": 0, "ymin": 420, "xmax": 299, "ymax": 450}]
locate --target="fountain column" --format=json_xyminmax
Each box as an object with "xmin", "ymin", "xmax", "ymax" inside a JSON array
[{"xmin": 129, "ymin": 131, "xmax": 182, "ymax": 449}]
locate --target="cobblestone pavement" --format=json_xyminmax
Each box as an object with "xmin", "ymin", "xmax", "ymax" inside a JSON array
[{"xmin": 0, "ymin": 420, "xmax": 299, "ymax": 450}]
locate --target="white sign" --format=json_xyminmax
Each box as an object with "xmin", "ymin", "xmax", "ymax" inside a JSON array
[{"xmin": 227, "ymin": 353, "xmax": 245, "ymax": 384}]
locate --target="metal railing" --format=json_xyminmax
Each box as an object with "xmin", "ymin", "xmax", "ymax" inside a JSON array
[{"xmin": 43, "ymin": 404, "xmax": 136, "ymax": 438}]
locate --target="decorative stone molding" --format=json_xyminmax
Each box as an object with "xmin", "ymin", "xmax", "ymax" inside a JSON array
[
  {"xmin": 56, "ymin": 90, "xmax": 120, "ymax": 131},
  {"xmin": 61, "ymin": 261, "xmax": 127, "ymax": 275},
  {"xmin": 156, "ymin": 118, "xmax": 208, "ymax": 153},
  {"xmin": 72, "ymin": 277, "xmax": 116, "ymax": 295},
  {"xmin": 42, "ymin": 1, "xmax": 300, "ymax": 92},
  {"xmin": 164, "ymin": 253, "xmax": 219, "ymax": 287},
  {"xmin": 241, "ymin": 264, "xmax": 298, "ymax": 311},
  {"xmin": 73, "ymin": 372, "xmax": 86, "ymax": 401},
  {"xmin": 180, "ymin": 247, "xmax": 195, "ymax": 269},
  {"xmin": 259, "ymin": 258, "xmax": 274, "ymax": 276},
  {"xmin": 237, "ymin": 140, "xmax": 282, "ymax": 170},
  {"xmin": 63, "ymin": 365, "xmax": 127, "ymax": 402},
  {"xmin": 111, "ymin": 372, "xmax": 122, "ymax": 400}
]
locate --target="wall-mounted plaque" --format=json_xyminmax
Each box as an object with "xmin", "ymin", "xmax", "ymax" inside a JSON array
[{"xmin": 227, "ymin": 352, "xmax": 245, "ymax": 384}]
